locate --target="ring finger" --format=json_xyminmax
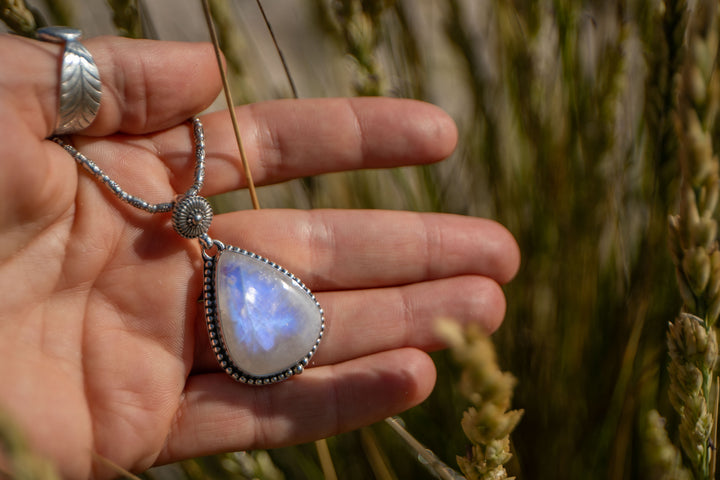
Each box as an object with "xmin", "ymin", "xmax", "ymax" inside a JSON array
[{"xmin": 191, "ymin": 274, "xmax": 506, "ymax": 374}]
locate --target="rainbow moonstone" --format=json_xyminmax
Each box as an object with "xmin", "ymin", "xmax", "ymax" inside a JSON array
[{"xmin": 214, "ymin": 248, "xmax": 324, "ymax": 379}]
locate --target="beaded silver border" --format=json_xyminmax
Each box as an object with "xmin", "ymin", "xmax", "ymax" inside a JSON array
[{"xmin": 203, "ymin": 245, "xmax": 325, "ymax": 385}]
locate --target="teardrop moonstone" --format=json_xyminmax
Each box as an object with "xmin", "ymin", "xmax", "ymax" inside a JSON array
[{"xmin": 212, "ymin": 248, "xmax": 324, "ymax": 380}]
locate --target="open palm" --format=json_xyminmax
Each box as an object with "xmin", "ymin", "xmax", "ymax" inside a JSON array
[{"xmin": 0, "ymin": 35, "xmax": 519, "ymax": 478}]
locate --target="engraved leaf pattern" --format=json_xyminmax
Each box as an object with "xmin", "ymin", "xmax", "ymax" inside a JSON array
[{"xmin": 58, "ymin": 42, "xmax": 101, "ymax": 132}]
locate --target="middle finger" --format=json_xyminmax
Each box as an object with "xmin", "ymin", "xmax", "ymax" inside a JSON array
[{"xmin": 209, "ymin": 209, "xmax": 519, "ymax": 291}]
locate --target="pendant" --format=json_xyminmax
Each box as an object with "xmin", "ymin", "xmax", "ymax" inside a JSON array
[
  {"xmin": 52, "ymin": 115, "xmax": 321, "ymax": 386},
  {"xmin": 203, "ymin": 242, "xmax": 325, "ymax": 384},
  {"xmin": 172, "ymin": 193, "xmax": 324, "ymax": 385}
]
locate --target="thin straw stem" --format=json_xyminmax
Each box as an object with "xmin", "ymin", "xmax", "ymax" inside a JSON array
[
  {"xmin": 360, "ymin": 427, "xmax": 397, "ymax": 480},
  {"xmin": 712, "ymin": 376, "xmax": 719, "ymax": 477},
  {"xmin": 256, "ymin": 0, "xmax": 299, "ymax": 98},
  {"xmin": 384, "ymin": 417, "xmax": 463, "ymax": 480},
  {"xmin": 314, "ymin": 439, "xmax": 338, "ymax": 480},
  {"xmin": 91, "ymin": 452, "xmax": 143, "ymax": 480},
  {"xmin": 200, "ymin": 0, "xmax": 260, "ymax": 210}
]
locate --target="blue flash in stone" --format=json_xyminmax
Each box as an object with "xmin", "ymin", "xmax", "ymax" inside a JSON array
[
  {"xmin": 206, "ymin": 246, "xmax": 324, "ymax": 383},
  {"xmin": 222, "ymin": 260, "xmax": 305, "ymax": 352}
]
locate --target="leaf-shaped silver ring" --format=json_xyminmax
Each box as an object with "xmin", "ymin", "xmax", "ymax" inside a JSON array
[{"xmin": 37, "ymin": 27, "xmax": 102, "ymax": 135}]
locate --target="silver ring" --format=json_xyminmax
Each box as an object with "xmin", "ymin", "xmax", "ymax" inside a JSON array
[{"xmin": 37, "ymin": 27, "xmax": 102, "ymax": 135}]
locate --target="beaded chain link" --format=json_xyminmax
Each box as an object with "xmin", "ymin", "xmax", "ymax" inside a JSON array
[{"xmin": 51, "ymin": 117, "xmax": 215, "ymax": 241}]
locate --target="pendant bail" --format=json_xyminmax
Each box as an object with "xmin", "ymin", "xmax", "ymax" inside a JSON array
[{"xmin": 171, "ymin": 194, "xmax": 213, "ymax": 239}]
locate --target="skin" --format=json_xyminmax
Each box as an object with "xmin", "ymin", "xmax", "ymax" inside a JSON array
[{"xmin": 0, "ymin": 34, "xmax": 520, "ymax": 478}]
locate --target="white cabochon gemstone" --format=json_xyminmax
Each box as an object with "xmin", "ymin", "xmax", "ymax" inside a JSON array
[{"xmin": 215, "ymin": 249, "xmax": 323, "ymax": 377}]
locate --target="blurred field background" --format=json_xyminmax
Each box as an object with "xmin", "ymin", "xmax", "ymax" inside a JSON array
[{"xmin": 1, "ymin": 0, "xmax": 709, "ymax": 478}]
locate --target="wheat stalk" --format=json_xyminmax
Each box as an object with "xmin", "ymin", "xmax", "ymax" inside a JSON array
[
  {"xmin": 437, "ymin": 319, "xmax": 523, "ymax": 480},
  {"xmin": 328, "ymin": 0, "xmax": 388, "ymax": 96},
  {"xmin": 664, "ymin": 0, "xmax": 720, "ymax": 477},
  {"xmin": 106, "ymin": 0, "xmax": 143, "ymax": 38},
  {"xmin": 0, "ymin": 0, "xmax": 36, "ymax": 36},
  {"xmin": 0, "ymin": 407, "xmax": 60, "ymax": 480},
  {"xmin": 644, "ymin": 409, "xmax": 693, "ymax": 480}
]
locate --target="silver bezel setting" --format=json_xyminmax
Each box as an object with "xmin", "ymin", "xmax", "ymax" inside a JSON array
[{"xmin": 203, "ymin": 245, "xmax": 325, "ymax": 385}]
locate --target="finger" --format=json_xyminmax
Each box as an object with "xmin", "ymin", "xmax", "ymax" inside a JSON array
[
  {"xmin": 192, "ymin": 275, "xmax": 506, "ymax": 373},
  {"xmin": 0, "ymin": 35, "xmax": 220, "ymax": 138},
  {"xmin": 315, "ymin": 275, "xmax": 506, "ymax": 365},
  {"xmin": 152, "ymin": 97, "xmax": 458, "ymax": 195},
  {"xmin": 210, "ymin": 209, "xmax": 521, "ymax": 290},
  {"xmin": 158, "ymin": 348, "xmax": 435, "ymax": 464}
]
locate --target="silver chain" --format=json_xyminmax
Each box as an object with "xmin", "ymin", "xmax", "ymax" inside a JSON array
[
  {"xmin": 52, "ymin": 117, "xmax": 216, "ymax": 243},
  {"xmin": 51, "ymin": 117, "xmax": 206, "ymax": 214}
]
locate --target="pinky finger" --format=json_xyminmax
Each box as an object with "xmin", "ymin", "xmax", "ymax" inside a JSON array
[{"xmin": 157, "ymin": 348, "xmax": 436, "ymax": 464}]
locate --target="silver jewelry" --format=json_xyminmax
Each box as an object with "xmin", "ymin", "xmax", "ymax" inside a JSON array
[
  {"xmin": 52, "ymin": 118, "xmax": 324, "ymax": 385},
  {"xmin": 37, "ymin": 27, "xmax": 102, "ymax": 135}
]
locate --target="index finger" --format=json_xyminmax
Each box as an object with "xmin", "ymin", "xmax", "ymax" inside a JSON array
[{"xmin": 153, "ymin": 97, "xmax": 459, "ymax": 195}]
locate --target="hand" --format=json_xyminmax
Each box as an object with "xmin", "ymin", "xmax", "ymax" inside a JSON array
[{"xmin": 0, "ymin": 34, "xmax": 519, "ymax": 478}]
